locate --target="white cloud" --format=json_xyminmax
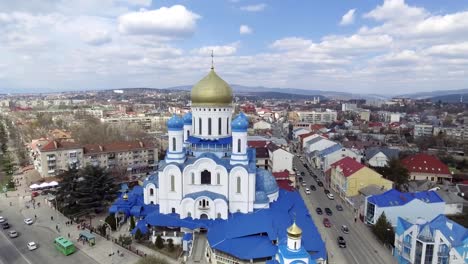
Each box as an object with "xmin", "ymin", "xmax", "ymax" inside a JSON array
[
  {"xmin": 340, "ymin": 9, "xmax": 356, "ymax": 26},
  {"xmin": 239, "ymin": 25, "xmax": 252, "ymax": 35},
  {"xmin": 192, "ymin": 42, "xmax": 240, "ymax": 56},
  {"xmin": 118, "ymin": 5, "xmax": 201, "ymax": 37},
  {"xmin": 240, "ymin": 3, "xmax": 266, "ymax": 12},
  {"xmin": 364, "ymin": 0, "xmax": 427, "ymax": 22},
  {"xmin": 81, "ymin": 30, "xmax": 112, "ymax": 46},
  {"xmin": 270, "ymin": 37, "xmax": 313, "ymax": 51}
]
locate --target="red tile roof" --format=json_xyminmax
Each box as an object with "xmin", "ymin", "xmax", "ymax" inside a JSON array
[
  {"xmin": 276, "ymin": 179, "xmax": 294, "ymax": 192},
  {"xmin": 401, "ymin": 154, "xmax": 450, "ymax": 175},
  {"xmin": 248, "ymin": 140, "xmax": 270, "ymax": 148},
  {"xmin": 83, "ymin": 141, "xmax": 155, "ymax": 154},
  {"xmin": 330, "ymin": 157, "xmax": 365, "ymax": 177},
  {"xmin": 272, "ymin": 170, "xmax": 290, "ymax": 180},
  {"xmin": 40, "ymin": 140, "xmax": 81, "ymax": 152}
]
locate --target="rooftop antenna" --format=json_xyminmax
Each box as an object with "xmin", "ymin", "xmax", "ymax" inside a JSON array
[{"xmin": 211, "ymin": 49, "xmax": 214, "ymax": 70}]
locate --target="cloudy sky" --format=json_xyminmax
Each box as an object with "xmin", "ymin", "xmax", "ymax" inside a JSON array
[{"xmin": 0, "ymin": 0, "xmax": 467, "ymax": 94}]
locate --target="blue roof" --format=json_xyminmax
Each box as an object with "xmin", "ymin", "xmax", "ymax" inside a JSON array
[
  {"xmin": 367, "ymin": 189, "xmax": 444, "ymax": 207},
  {"xmin": 167, "ymin": 114, "xmax": 184, "ymax": 130},
  {"xmin": 396, "ymin": 217, "xmax": 413, "ymax": 236},
  {"xmin": 318, "ymin": 143, "xmax": 342, "ymax": 157},
  {"xmin": 143, "ymin": 172, "xmax": 158, "ymax": 188},
  {"xmin": 131, "ymin": 220, "xmax": 148, "ymax": 235},
  {"xmin": 304, "ymin": 137, "xmax": 323, "ymax": 147},
  {"xmin": 256, "ymin": 168, "xmax": 279, "ymax": 195},
  {"xmin": 255, "ymin": 191, "xmax": 269, "ymax": 204},
  {"xmin": 187, "ymin": 135, "xmax": 232, "ymax": 145},
  {"xmin": 427, "ymin": 214, "xmax": 467, "ymax": 247},
  {"xmin": 183, "ymin": 112, "xmax": 192, "ymax": 125},
  {"xmin": 184, "ymin": 191, "xmax": 228, "ymax": 202},
  {"xmin": 232, "ymin": 112, "xmax": 249, "ymax": 132},
  {"xmin": 365, "ymin": 147, "xmax": 400, "ymax": 160},
  {"xmin": 183, "ymin": 233, "xmax": 193, "ymax": 241}
]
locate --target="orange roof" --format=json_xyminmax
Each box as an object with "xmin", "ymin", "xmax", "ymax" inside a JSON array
[
  {"xmin": 330, "ymin": 157, "xmax": 365, "ymax": 177},
  {"xmin": 401, "ymin": 154, "xmax": 450, "ymax": 175},
  {"xmin": 40, "ymin": 140, "xmax": 81, "ymax": 152}
]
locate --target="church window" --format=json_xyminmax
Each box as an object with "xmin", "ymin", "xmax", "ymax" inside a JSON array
[
  {"xmin": 172, "ymin": 137, "xmax": 176, "ymax": 151},
  {"xmin": 170, "ymin": 175, "xmax": 175, "ymax": 191},
  {"xmin": 191, "ymin": 173, "xmax": 195, "ymax": 184},
  {"xmin": 187, "ymin": 212, "xmax": 191, "ymax": 217},
  {"xmin": 294, "ymin": 242, "xmax": 297, "ymax": 250},
  {"xmin": 171, "ymin": 208, "xmax": 176, "ymax": 213},
  {"xmin": 237, "ymin": 139, "xmax": 241, "ymax": 153},
  {"xmin": 236, "ymin": 177, "xmax": 241, "ymax": 193},
  {"xmin": 217, "ymin": 173, "xmax": 220, "ymax": 184},
  {"xmin": 227, "ymin": 117, "xmax": 229, "ymax": 133},
  {"xmin": 201, "ymin": 170, "xmax": 211, "ymax": 184},
  {"xmin": 218, "ymin": 117, "xmax": 222, "ymax": 135},
  {"xmin": 217, "ymin": 213, "xmax": 221, "ymax": 219},
  {"xmin": 149, "ymin": 188, "xmax": 154, "ymax": 196},
  {"xmin": 208, "ymin": 118, "xmax": 212, "ymax": 135},
  {"xmin": 199, "ymin": 201, "xmax": 202, "ymax": 206},
  {"xmin": 199, "ymin": 118, "xmax": 202, "ymax": 134},
  {"xmin": 187, "ymin": 130, "xmax": 190, "ymax": 139}
]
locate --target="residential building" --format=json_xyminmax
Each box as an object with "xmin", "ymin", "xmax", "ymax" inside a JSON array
[
  {"xmin": 435, "ymin": 189, "xmax": 464, "ymax": 215},
  {"xmin": 394, "ymin": 215, "xmax": 467, "ymax": 264},
  {"xmin": 101, "ymin": 115, "xmax": 170, "ymax": 132},
  {"xmin": 342, "ymin": 103, "xmax": 358, "ymax": 111},
  {"xmin": 433, "ymin": 126, "xmax": 468, "ymax": 141},
  {"xmin": 364, "ymin": 189, "xmax": 445, "ymax": 226},
  {"xmin": 330, "ymin": 157, "xmax": 393, "ymax": 200},
  {"xmin": 360, "ymin": 110, "xmax": 371, "ymax": 122},
  {"xmin": 414, "ymin": 124, "xmax": 434, "ymax": 138},
  {"xmin": 401, "ymin": 154, "xmax": 452, "ymax": 183},
  {"xmin": 34, "ymin": 139, "xmax": 157, "ymax": 178},
  {"xmin": 296, "ymin": 110, "xmax": 337, "ymax": 125},
  {"xmin": 267, "ymin": 143, "xmax": 294, "ymax": 173},
  {"xmin": 253, "ymin": 120, "xmax": 272, "ymax": 131},
  {"xmin": 364, "ymin": 147, "xmax": 400, "ymax": 167}
]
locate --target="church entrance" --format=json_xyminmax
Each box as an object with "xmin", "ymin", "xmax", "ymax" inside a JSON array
[
  {"xmin": 200, "ymin": 213, "xmax": 208, "ymax": 219},
  {"xmin": 201, "ymin": 170, "xmax": 211, "ymax": 184}
]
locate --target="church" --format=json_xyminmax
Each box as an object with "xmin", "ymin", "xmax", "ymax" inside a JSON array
[
  {"xmin": 110, "ymin": 65, "xmax": 327, "ymax": 264},
  {"xmin": 143, "ymin": 65, "xmax": 279, "ymax": 219}
]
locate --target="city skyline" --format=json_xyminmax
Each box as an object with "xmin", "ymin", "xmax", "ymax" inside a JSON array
[{"xmin": 0, "ymin": 0, "xmax": 468, "ymax": 94}]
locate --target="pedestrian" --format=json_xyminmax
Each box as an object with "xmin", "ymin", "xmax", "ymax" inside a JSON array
[
  {"xmin": 68, "ymin": 233, "xmax": 70, "ymax": 238},
  {"xmin": 34, "ymin": 215, "xmax": 37, "ymax": 219},
  {"xmin": 354, "ymin": 217, "xmax": 357, "ymax": 223},
  {"xmin": 51, "ymin": 216, "xmax": 54, "ymax": 221}
]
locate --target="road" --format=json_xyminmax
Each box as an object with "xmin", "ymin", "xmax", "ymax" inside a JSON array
[
  {"xmin": 294, "ymin": 156, "xmax": 396, "ymax": 264},
  {"xmin": 0, "ymin": 196, "xmax": 99, "ymax": 264}
]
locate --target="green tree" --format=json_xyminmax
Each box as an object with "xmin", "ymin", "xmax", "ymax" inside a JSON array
[
  {"xmin": 134, "ymin": 228, "xmax": 143, "ymax": 242},
  {"xmin": 105, "ymin": 214, "xmax": 117, "ymax": 231},
  {"xmin": 55, "ymin": 167, "xmax": 80, "ymax": 216},
  {"xmin": 155, "ymin": 235, "xmax": 164, "ymax": 249},
  {"xmin": 130, "ymin": 216, "xmax": 136, "ymax": 230},
  {"xmin": 372, "ymin": 213, "xmax": 394, "ymax": 246},
  {"xmin": 136, "ymin": 255, "xmax": 169, "ymax": 264},
  {"xmin": 374, "ymin": 158, "xmax": 409, "ymax": 191}
]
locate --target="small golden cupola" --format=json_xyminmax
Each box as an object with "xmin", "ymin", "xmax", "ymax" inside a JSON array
[{"xmin": 287, "ymin": 221, "xmax": 303, "ymax": 238}]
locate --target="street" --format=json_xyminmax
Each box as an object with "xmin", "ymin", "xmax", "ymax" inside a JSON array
[{"xmin": 294, "ymin": 157, "xmax": 396, "ymax": 264}]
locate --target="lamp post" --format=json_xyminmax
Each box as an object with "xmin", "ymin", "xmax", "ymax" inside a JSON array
[{"xmin": 100, "ymin": 220, "xmax": 114, "ymax": 264}]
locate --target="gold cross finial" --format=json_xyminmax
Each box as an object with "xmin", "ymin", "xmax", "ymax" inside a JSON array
[{"xmin": 211, "ymin": 50, "xmax": 214, "ymax": 70}]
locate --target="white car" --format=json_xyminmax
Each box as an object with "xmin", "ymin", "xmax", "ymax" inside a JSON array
[
  {"xmin": 305, "ymin": 188, "xmax": 311, "ymax": 195},
  {"xmin": 24, "ymin": 218, "xmax": 33, "ymax": 225},
  {"xmin": 0, "ymin": 216, "xmax": 5, "ymax": 223},
  {"xmin": 27, "ymin": 242, "xmax": 37, "ymax": 251},
  {"xmin": 8, "ymin": 230, "xmax": 18, "ymax": 238},
  {"xmin": 327, "ymin": 193, "xmax": 335, "ymax": 200}
]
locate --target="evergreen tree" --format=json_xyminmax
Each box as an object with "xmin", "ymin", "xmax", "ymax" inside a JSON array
[
  {"xmin": 372, "ymin": 213, "xmax": 394, "ymax": 246},
  {"xmin": 374, "ymin": 158, "xmax": 409, "ymax": 191},
  {"xmin": 167, "ymin": 239, "xmax": 174, "ymax": 252},
  {"xmin": 155, "ymin": 235, "xmax": 164, "ymax": 249},
  {"xmin": 56, "ymin": 167, "xmax": 80, "ymax": 216},
  {"xmin": 130, "ymin": 216, "xmax": 136, "ymax": 230},
  {"xmin": 134, "ymin": 228, "xmax": 143, "ymax": 242},
  {"xmin": 105, "ymin": 214, "xmax": 117, "ymax": 231}
]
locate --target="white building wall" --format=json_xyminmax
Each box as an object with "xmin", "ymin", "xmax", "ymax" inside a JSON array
[
  {"xmin": 159, "ymin": 164, "xmax": 183, "ymax": 214},
  {"xmin": 192, "ymin": 107, "xmax": 233, "ymax": 139},
  {"xmin": 444, "ymin": 203, "xmax": 463, "ymax": 215},
  {"xmin": 228, "ymin": 166, "xmax": 251, "ymax": 214},
  {"xmin": 271, "ymin": 148, "xmax": 294, "ymax": 173},
  {"xmin": 182, "ymin": 159, "xmax": 229, "ymax": 198},
  {"xmin": 368, "ymin": 152, "xmax": 389, "ymax": 167}
]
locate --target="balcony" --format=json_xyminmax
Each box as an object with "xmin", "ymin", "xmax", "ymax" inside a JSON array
[{"xmin": 47, "ymin": 156, "xmax": 56, "ymax": 161}]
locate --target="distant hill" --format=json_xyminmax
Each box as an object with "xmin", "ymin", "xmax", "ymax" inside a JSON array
[
  {"xmin": 428, "ymin": 93, "xmax": 468, "ymax": 103},
  {"xmin": 399, "ymin": 88, "xmax": 468, "ymax": 99}
]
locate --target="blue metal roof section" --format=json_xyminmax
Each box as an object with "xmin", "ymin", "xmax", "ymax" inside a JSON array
[
  {"xmin": 183, "ymin": 191, "xmax": 228, "ymax": 202},
  {"xmin": 118, "ymin": 188, "xmax": 326, "ymax": 262},
  {"xmin": 318, "ymin": 143, "xmax": 342, "ymax": 157},
  {"xmin": 187, "ymin": 135, "xmax": 232, "ymax": 145},
  {"xmin": 367, "ymin": 189, "xmax": 444, "ymax": 207},
  {"xmin": 167, "ymin": 114, "xmax": 184, "ymax": 131},
  {"xmin": 304, "ymin": 137, "xmax": 323, "ymax": 147},
  {"xmin": 143, "ymin": 172, "xmax": 158, "ymax": 188},
  {"xmin": 183, "ymin": 233, "xmax": 193, "ymax": 241},
  {"xmin": 232, "ymin": 112, "xmax": 249, "ymax": 132},
  {"xmin": 256, "ymin": 168, "xmax": 279, "ymax": 195},
  {"xmin": 183, "ymin": 112, "xmax": 192, "ymax": 125},
  {"xmin": 396, "ymin": 217, "xmax": 413, "ymax": 236},
  {"xmin": 255, "ymin": 191, "xmax": 269, "ymax": 204}
]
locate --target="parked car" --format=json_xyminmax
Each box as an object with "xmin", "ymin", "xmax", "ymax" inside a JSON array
[
  {"xmin": 323, "ymin": 218, "xmax": 331, "ymax": 228},
  {"xmin": 0, "ymin": 216, "xmax": 5, "ymax": 223},
  {"xmin": 336, "ymin": 204, "xmax": 343, "ymax": 211},
  {"xmin": 298, "ymin": 177, "xmax": 303, "ymax": 182},
  {"xmin": 2, "ymin": 222, "xmax": 10, "ymax": 229},
  {"xmin": 27, "ymin": 242, "xmax": 38, "ymax": 251},
  {"xmin": 310, "ymin": 185, "xmax": 316, "ymax": 191},
  {"xmin": 300, "ymin": 172, "xmax": 305, "ymax": 176},
  {"xmin": 337, "ymin": 236, "xmax": 346, "ymax": 248},
  {"xmin": 301, "ymin": 182, "xmax": 307, "ymax": 187},
  {"xmin": 341, "ymin": 225, "xmax": 350, "ymax": 234},
  {"xmin": 316, "ymin": 208, "xmax": 323, "ymax": 215},
  {"xmin": 317, "ymin": 181, "xmax": 324, "ymax": 187},
  {"xmin": 325, "ymin": 208, "xmax": 333, "ymax": 216},
  {"xmin": 24, "ymin": 218, "xmax": 33, "ymax": 225},
  {"xmin": 8, "ymin": 230, "xmax": 18, "ymax": 238},
  {"xmin": 305, "ymin": 188, "xmax": 311, "ymax": 195},
  {"xmin": 327, "ymin": 193, "xmax": 335, "ymax": 200},
  {"xmin": 31, "ymin": 191, "xmax": 39, "ymax": 198},
  {"xmin": 324, "ymin": 189, "xmax": 330, "ymax": 194}
]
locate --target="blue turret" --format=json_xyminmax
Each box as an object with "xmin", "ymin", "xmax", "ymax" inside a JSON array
[
  {"xmin": 167, "ymin": 114, "xmax": 184, "ymax": 131},
  {"xmin": 231, "ymin": 112, "xmax": 249, "ymax": 132},
  {"xmin": 166, "ymin": 114, "xmax": 185, "ymax": 163},
  {"xmin": 183, "ymin": 112, "xmax": 192, "ymax": 125}
]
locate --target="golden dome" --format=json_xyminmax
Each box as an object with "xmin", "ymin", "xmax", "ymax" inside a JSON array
[
  {"xmin": 191, "ymin": 69, "xmax": 233, "ymax": 107},
  {"xmin": 287, "ymin": 221, "xmax": 302, "ymax": 238},
  {"xmin": 123, "ymin": 193, "xmax": 128, "ymax": 200}
]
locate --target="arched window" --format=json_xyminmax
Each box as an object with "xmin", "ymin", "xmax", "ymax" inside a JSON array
[
  {"xmin": 187, "ymin": 212, "xmax": 192, "ymax": 218},
  {"xmin": 217, "ymin": 213, "xmax": 221, "ymax": 219},
  {"xmin": 236, "ymin": 177, "xmax": 241, "ymax": 193},
  {"xmin": 208, "ymin": 118, "xmax": 212, "ymax": 135},
  {"xmin": 227, "ymin": 117, "xmax": 229, "ymax": 133},
  {"xmin": 149, "ymin": 188, "xmax": 154, "ymax": 196},
  {"xmin": 199, "ymin": 118, "xmax": 202, "ymax": 134},
  {"xmin": 294, "ymin": 242, "xmax": 297, "ymax": 250},
  {"xmin": 172, "ymin": 137, "xmax": 176, "ymax": 151},
  {"xmin": 201, "ymin": 170, "xmax": 211, "ymax": 184},
  {"xmin": 237, "ymin": 139, "xmax": 241, "ymax": 153},
  {"xmin": 218, "ymin": 117, "xmax": 222, "ymax": 135},
  {"xmin": 187, "ymin": 130, "xmax": 190, "ymax": 139},
  {"xmin": 191, "ymin": 172, "xmax": 195, "ymax": 184},
  {"xmin": 217, "ymin": 173, "xmax": 220, "ymax": 185},
  {"xmin": 170, "ymin": 175, "xmax": 175, "ymax": 191}
]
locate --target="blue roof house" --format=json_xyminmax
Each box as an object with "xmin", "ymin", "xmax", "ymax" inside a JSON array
[
  {"xmin": 364, "ymin": 189, "xmax": 445, "ymax": 226},
  {"xmin": 394, "ymin": 214, "xmax": 468, "ymax": 264}
]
